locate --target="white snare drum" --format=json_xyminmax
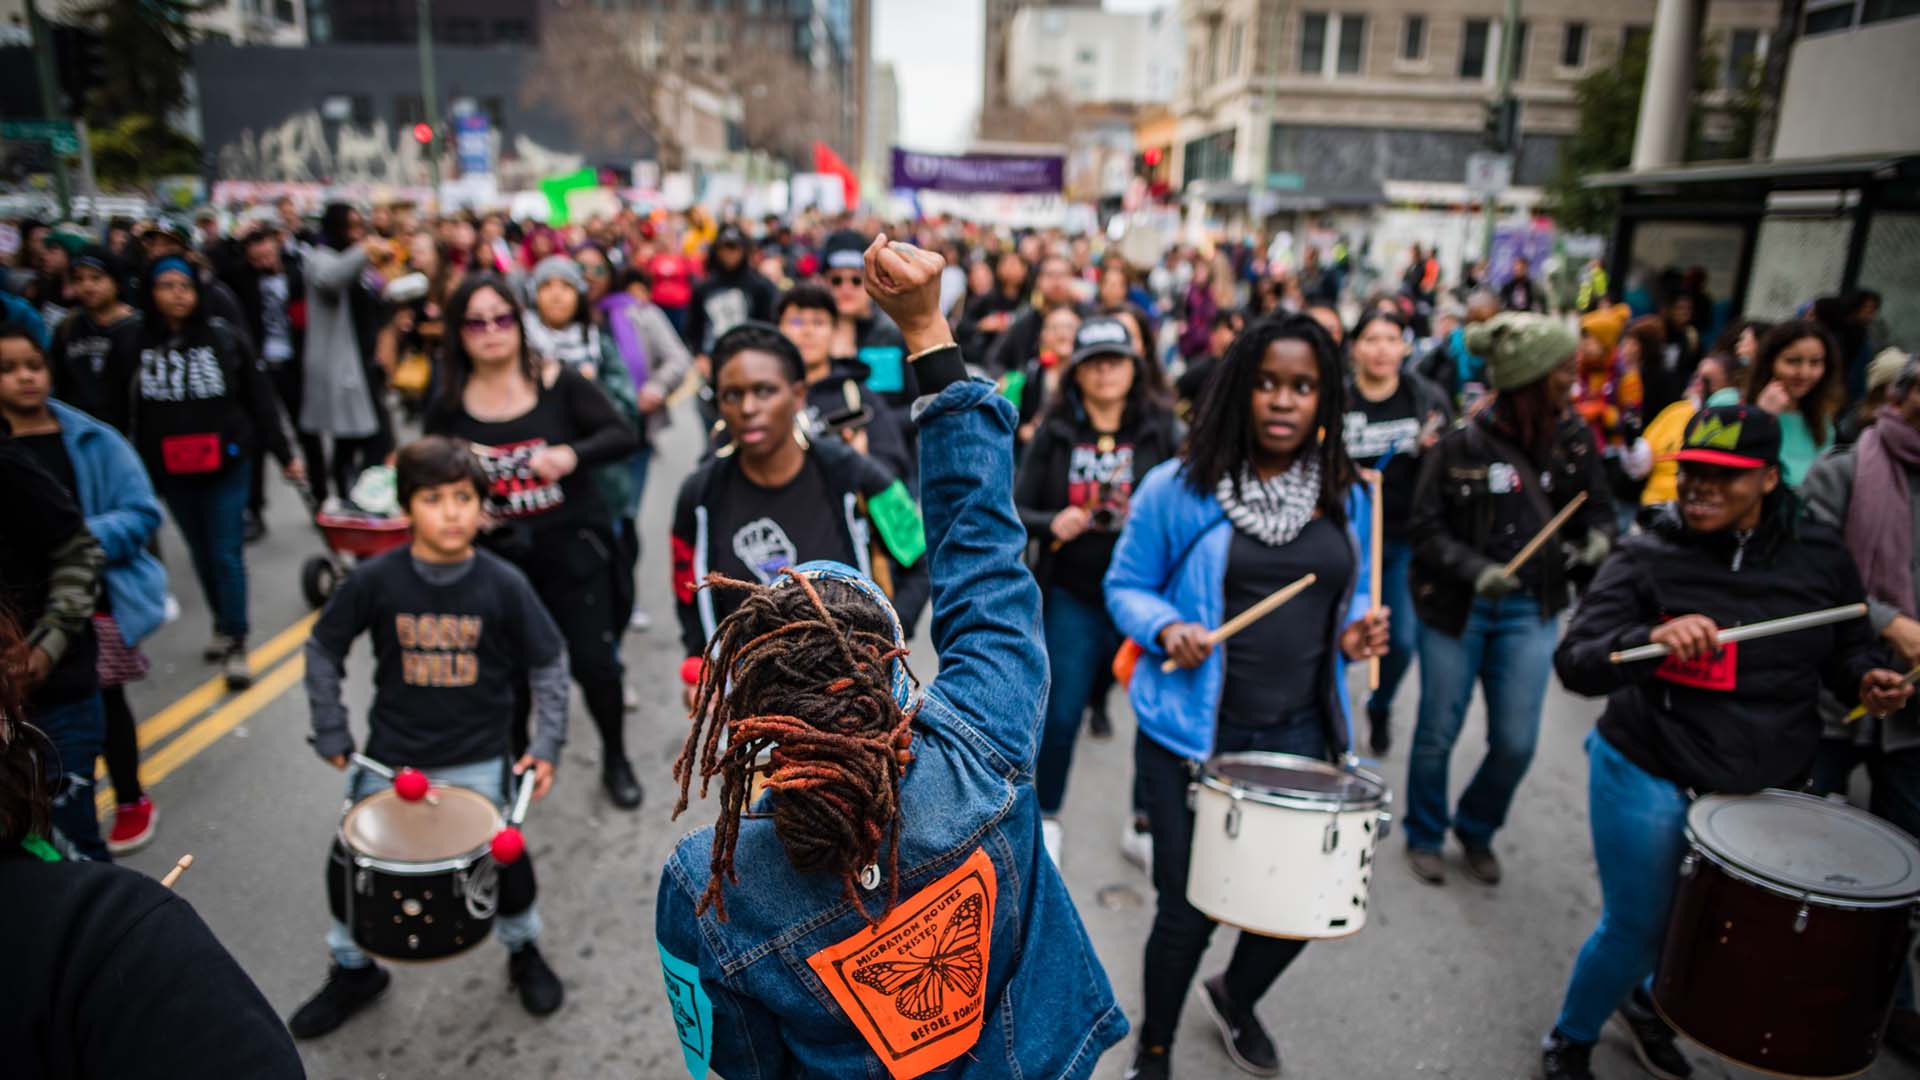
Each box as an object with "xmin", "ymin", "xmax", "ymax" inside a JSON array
[
  {"xmin": 337, "ymin": 786, "xmax": 504, "ymax": 960},
  {"xmin": 1186, "ymin": 752, "xmax": 1392, "ymax": 939}
]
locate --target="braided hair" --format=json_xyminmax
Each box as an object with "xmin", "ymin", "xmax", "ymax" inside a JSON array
[
  {"xmin": 0, "ymin": 607, "xmax": 54, "ymax": 844},
  {"xmin": 671, "ymin": 570, "xmax": 919, "ymax": 925}
]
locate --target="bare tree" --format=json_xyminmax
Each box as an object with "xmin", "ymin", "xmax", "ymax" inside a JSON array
[
  {"xmin": 976, "ymin": 90, "xmax": 1077, "ymax": 145},
  {"xmin": 523, "ymin": 9, "xmax": 698, "ymax": 170}
]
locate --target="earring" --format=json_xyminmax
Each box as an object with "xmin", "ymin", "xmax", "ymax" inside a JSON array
[{"xmin": 1315, "ymin": 425, "xmax": 1326, "ymax": 445}]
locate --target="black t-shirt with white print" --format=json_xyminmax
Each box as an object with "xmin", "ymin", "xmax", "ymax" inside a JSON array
[
  {"xmin": 1343, "ymin": 380, "xmax": 1424, "ymax": 538},
  {"xmin": 1050, "ymin": 433, "xmax": 1137, "ymax": 605},
  {"xmin": 702, "ymin": 455, "xmax": 856, "ymax": 625}
]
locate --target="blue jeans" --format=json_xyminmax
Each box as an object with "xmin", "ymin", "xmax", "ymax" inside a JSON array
[
  {"xmin": 1809, "ymin": 739, "xmax": 1920, "ymax": 1011},
  {"xmin": 328, "ymin": 757, "xmax": 540, "ymax": 968},
  {"xmin": 161, "ymin": 462, "xmax": 252, "ymax": 641},
  {"xmin": 41, "ymin": 693, "xmax": 108, "ymax": 862},
  {"xmin": 1365, "ymin": 538, "xmax": 1417, "ymax": 720},
  {"xmin": 1554, "ymin": 730, "xmax": 1691, "ymax": 1042},
  {"xmin": 1404, "ymin": 592, "xmax": 1558, "ymax": 850},
  {"xmin": 1036, "ymin": 586, "xmax": 1122, "ymax": 814}
]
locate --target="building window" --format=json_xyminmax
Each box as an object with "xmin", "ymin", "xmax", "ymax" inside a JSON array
[
  {"xmin": 1561, "ymin": 22, "xmax": 1586, "ymax": 68},
  {"xmin": 1207, "ymin": 24, "xmax": 1220, "ymax": 83},
  {"xmin": 320, "ymin": 93, "xmax": 372, "ymax": 126},
  {"xmin": 1402, "ymin": 15, "xmax": 1426, "ymax": 61},
  {"xmin": 1725, "ymin": 28, "xmax": 1762, "ymax": 88},
  {"xmin": 1863, "ymin": 0, "xmax": 1920, "ymax": 22},
  {"xmin": 1182, "ymin": 128, "xmax": 1237, "ymax": 186},
  {"xmin": 1803, "ymin": 0, "xmax": 1856, "ymax": 31},
  {"xmin": 1229, "ymin": 21, "xmax": 1243, "ymax": 75},
  {"xmin": 1076, "ymin": 47, "xmax": 1096, "ymax": 64},
  {"xmin": 492, "ymin": 18, "xmax": 531, "ymax": 42},
  {"xmin": 1299, "ymin": 12, "xmax": 1327, "ymax": 74},
  {"xmin": 1623, "ymin": 24, "xmax": 1652, "ymax": 56},
  {"xmin": 392, "ymin": 95, "xmax": 426, "ymax": 127},
  {"xmin": 1505, "ymin": 20, "xmax": 1529, "ymax": 80},
  {"xmin": 1337, "ymin": 14, "xmax": 1366, "ymax": 73},
  {"xmin": 1460, "ymin": 17, "xmax": 1490, "ymax": 78}
]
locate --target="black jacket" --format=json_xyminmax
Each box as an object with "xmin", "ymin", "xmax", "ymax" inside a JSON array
[
  {"xmin": 1554, "ymin": 500, "xmax": 1889, "ymax": 793},
  {"xmin": 130, "ymin": 316, "xmax": 295, "ymax": 477},
  {"xmin": 684, "ymin": 265, "xmax": 779, "ymax": 355},
  {"xmin": 804, "ymin": 356, "xmax": 914, "ymax": 488},
  {"xmin": 1013, "ymin": 394, "xmax": 1180, "ymax": 596},
  {"xmin": 957, "ymin": 289, "xmax": 1026, "ymax": 371},
  {"xmin": 221, "ymin": 253, "xmax": 307, "ymax": 368},
  {"xmin": 1409, "ymin": 409, "xmax": 1615, "ymax": 636},
  {"xmin": 0, "ymin": 843, "xmax": 306, "ymax": 1080},
  {"xmin": 671, "ymin": 434, "xmax": 930, "ymax": 657},
  {"xmin": 986, "ymin": 303, "xmax": 1084, "ymax": 380}
]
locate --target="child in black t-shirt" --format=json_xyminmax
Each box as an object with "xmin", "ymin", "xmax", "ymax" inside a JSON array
[{"xmin": 288, "ymin": 436, "xmax": 571, "ymax": 1039}]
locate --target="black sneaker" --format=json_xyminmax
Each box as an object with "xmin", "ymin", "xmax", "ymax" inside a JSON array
[
  {"xmin": 1124, "ymin": 1043, "xmax": 1172, "ymax": 1080},
  {"xmin": 508, "ymin": 943, "xmax": 564, "ymax": 1016},
  {"xmin": 1367, "ymin": 707, "xmax": 1391, "ymax": 755},
  {"xmin": 244, "ymin": 511, "xmax": 267, "ymax": 544},
  {"xmin": 1617, "ymin": 986, "xmax": 1692, "ymax": 1079},
  {"xmin": 602, "ymin": 756, "xmax": 643, "ymax": 810},
  {"xmin": 1540, "ymin": 1028, "xmax": 1595, "ymax": 1080},
  {"xmin": 287, "ymin": 962, "xmax": 390, "ymax": 1039},
  {"xmin": 1087, "ymin": 703, "xmax": 1114, "ymax": 740},
  {"xmin": 1201, "ymin": 973, "xmax": 1281, "ymax": 1076}
]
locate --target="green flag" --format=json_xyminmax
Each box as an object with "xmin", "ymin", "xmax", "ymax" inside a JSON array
[
  {"xmin": 540, "ymin": 168, "xmax": 599, "ymax": 226},
  {"xmin": 867, "ymin": 480, "xmax": 926, "ymax": 568}
]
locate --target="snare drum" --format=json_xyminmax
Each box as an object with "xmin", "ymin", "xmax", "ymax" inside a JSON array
[
  {"xmin": 335, "ymin": 786, "xmax": 504, "ymax": 961},
  {"xmin": 1654, "ymin": 789, "xmax": 1920, "ymax": 1078},
  {"xmin": 1186, "ymin": 753, "xmax": 1391, "ymax": 939}
]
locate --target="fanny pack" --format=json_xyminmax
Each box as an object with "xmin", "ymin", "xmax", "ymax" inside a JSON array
[{"xmin": 160, "ymin": 433, "xmax": 224, "ymax": 475}]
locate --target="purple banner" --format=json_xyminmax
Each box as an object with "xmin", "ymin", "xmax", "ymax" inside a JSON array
[{"xmin": 891, "ymin": 148, "xmax": 1064, "ymax": 194}]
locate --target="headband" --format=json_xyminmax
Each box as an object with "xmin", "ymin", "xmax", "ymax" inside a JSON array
[
  {"xmin": 148, "ymin": 255, "xmax": 195, "ymax": 284},
  {"xmin": 776, "ymin": 560, "xmax": 917, "ymax": 713}
]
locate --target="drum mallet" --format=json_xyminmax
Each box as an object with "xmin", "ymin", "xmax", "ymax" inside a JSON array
[
  {"xmin": 1161, "ymin": 573, "xmax": 1317, "ymax": 673},
  {"xmin": 159, "ymin": 853, "xmax": 194, "ymax": 889},
  {"xmin": 350, "ymin": 752, "xmax": 438, "ymax": 805},
  {"xmin": 491, "ymin": 767, "xmax": 539, "ymax": 866},
  {"xmin": 1608, "ymin": 603, "xmax": 1870, "ymax": 664},
  {"xmin": 1501, "ymin": 491, "xmax": 1588, "ymax": 580},
  {"xmin": 1844, "ymin": 664, "xmax": 1920, "ymax": 723},
  {"xmin": 1367, "ymin": 467, "xmax": 1384, "ymax": 692}
]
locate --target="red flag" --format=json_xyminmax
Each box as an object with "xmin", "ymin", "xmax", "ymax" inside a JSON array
[{"xmin": 812, "ymin": 141, "xmax": 859, "ymax": 208}]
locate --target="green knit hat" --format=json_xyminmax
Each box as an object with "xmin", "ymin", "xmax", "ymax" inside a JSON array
[{"xmin": 1465, "ymin": 313, "xmax": 1578, "ymax": 391}]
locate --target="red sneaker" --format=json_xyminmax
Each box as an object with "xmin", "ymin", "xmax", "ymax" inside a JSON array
[{"xmin": 107, "ymin": 796, "xmax": 157, "ymax": 855}]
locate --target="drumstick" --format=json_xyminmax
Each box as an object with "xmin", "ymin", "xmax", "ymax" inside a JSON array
[
  {"xmin": 1161, "ymin": 573, "xmax": 1317, "ymax": 673},
  {"xmin": 159, "ymin": 853, "xmax": 194, "ymax": 889},
  {"xmin": 1608, "ymin": 603, "xmax": 1870, "ymax": 663},
  {"xmin": 1844, "ymin": 665, "xmax": 1920, "ymax": 722},
  {"xmin": 1501, "ymin": 491, "xmax": 1588, "ymax": 579},
  {"xmin": 1367, "ymin": 469, "xmax": 1383, "ymax": 692}
]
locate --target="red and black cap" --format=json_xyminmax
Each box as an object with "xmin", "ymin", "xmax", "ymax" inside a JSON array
[{"xmin": 1672, "ymin": 404, "xmax": 1781, "ymax": 470}]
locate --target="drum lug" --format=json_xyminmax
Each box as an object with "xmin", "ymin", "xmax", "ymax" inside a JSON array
[
  {"xmin": 1322, "ymin": 819, "xmax": 1340, "ymax": 854},
  {"xmin": 1679, "ymin": 851, "xmax": 1699, "ymax": 879},
  {"xmin": 1185, "ymin": 782, "xmax": 1197, "ymax": 813},
  {"xmin": 1225, "ymin": 797, "xmax": 1242, "ymax": 839},
  {"xmin": 1376, "ymin": 811, "xmax": 1394, "ymax": 842},
  {"xmin": 1793, "ymin": 902, "xmax": 1810, "ymax": 935}
]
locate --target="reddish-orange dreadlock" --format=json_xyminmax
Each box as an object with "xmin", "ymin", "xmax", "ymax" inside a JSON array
[{"xmin": 671, "ymin": 570, "xmax": 919, "ymax": 925}]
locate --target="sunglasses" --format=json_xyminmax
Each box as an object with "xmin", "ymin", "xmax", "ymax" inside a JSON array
[
  {"xmin": 828, "ymin": 273, "xmax": 862, "ymax": 287},
  {"xmin": 462, "ymin": 313, "xmax": 517, "ymax": 335}
]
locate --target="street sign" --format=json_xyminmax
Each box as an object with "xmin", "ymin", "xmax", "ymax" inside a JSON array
[
  {"xmin": 1465, "ymin": 152, "xmax": 1513, "ymax": 198},
  {"xmin": 1, "ymin": 119, "xmax": 78, "ymax": 154},
  {"xmin": 453, "ymin": 110, "xmax": 491, "ymax": 177}
]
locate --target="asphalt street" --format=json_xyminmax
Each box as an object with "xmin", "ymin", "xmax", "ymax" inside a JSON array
[{"xmin": 100, "ymin": 400, "xmax": 1920, "ymax": 1080}]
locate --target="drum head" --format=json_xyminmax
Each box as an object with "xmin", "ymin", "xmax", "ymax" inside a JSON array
[
  {"xmin": 1206, "ymin": 752, "xmax": 1387, "ymax": 807},
  {"xmin": 1689, "ymin": 790, "xmax": 1920, "ymax": 902},
  {"xmin": 342, "ymin": 787, "xmax": 501, "ymax": 863}
]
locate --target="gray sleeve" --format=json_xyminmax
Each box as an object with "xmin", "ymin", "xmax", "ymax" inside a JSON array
[
  {"xmin": 304, "ymin": 637, "xmax": 354, "ymax": 759},
  {"xmin": 526, "ymin": 656, "xmax": 570, "ymax": 764},
  {"xmin": 640, "ymin": 305, "xmax": 693, "ymax": 395}
]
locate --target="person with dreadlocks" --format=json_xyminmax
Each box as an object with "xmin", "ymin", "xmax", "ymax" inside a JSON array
[
  {"xmin": 1103, "ymin": 313, "xmax": 1389, "ymax": 1080},
  {"xmin": 0, "ymin": 604, "xmax": 306, "ymax": 1078},
  {"xmin": 655, "ymin": 236, "xmax": 1128, "ymax": 1080}
]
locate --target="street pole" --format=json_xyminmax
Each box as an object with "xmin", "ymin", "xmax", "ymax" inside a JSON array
[
  {"xmin": 417, "ymin": 0, "xmax": 442, "ymax": 194},
  {"xmin": 26, "ymin": 0, "xmax": 73, "ymax": 219},
  {"xmin": 1480, "ymin": 0, "xmax": 1521, "ymax": 261}
]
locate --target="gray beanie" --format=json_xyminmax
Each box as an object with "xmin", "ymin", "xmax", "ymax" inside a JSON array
[
  {"xmin": 528, "ymin": 254, "xmax": 587, "ymax": 299},
  {"xmin": 1465, "ymin": 312, "xmax": 1578, "ymax": 391}
]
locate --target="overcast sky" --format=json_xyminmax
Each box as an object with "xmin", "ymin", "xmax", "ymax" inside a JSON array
[{"xmin": 875, "ymin": 0, "xmax": 1167, "ymax": 151}]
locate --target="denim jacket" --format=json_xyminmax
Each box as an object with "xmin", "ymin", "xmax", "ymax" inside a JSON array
[
  {"xmin": 1103, "ymin": 458, "xmax": 1373, "ymax": 763},
  {"xmin": 51, "ymin": 400, "xmax": 167, "ymax": 645},
  {"xmin": 656, "ymin": 372, "xmax": 1128, "ymax": 1080}
]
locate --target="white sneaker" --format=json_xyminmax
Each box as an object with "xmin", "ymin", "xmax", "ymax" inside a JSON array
[
  {"xmin": 627, "ymin": 607, "xmax": 653, "ymax": 632},
  {"xmin": 1120, "ymin": 820, "xmax": 1153, "ymax": 876},
  {"xmin": 163, "ymin": 593, "xmax": 181, "ymax": 625},
  {"xmin": 1041, "ymin": 818, "xmax": 1063, "ymax": 868},
  {"xmin": 622, "ymin": 681, "xmax": 640, "ymax": 711}
]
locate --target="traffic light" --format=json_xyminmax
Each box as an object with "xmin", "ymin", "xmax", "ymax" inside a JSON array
[
  {"xmin": 1482, "ymin": 98, "xmax": 1520, "ymax": 151},
  {"xmin": 50, "ymin": 25, "xmax": 106, "ymax": 117},
  {"xmin": 1143, "ymin": 147, "xmax": 1162, "ymax": 166},
  {"xmin": 412, "ymin": 122, "xmax": 434, "ymax": 146}
]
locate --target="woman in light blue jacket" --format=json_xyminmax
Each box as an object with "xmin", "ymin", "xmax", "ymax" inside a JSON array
[
  {"xmin": 1104, "ymin": 314, "xmax": 1388, "ymax": 1080},
  {"xmin": 1, "ymin": 329, "xmax": 167, "ymax": 854}
]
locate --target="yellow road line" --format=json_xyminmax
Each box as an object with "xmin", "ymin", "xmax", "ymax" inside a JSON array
[
  {"xmin": 95, "ymin": 654, "xmax": 307, "ymax": 817},
  {"xmin": 94, "ymin": 612, "xmax": 318, "ymax": 782}
]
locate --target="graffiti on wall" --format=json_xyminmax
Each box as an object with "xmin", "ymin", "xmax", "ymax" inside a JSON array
[{"xmin": 215, "ymin": 111, "xmax": 583, "ymax": 187}]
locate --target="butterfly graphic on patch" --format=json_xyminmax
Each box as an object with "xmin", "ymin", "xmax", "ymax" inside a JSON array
[{"xmin": 849, "ymin": 894, "xmax": 986, "ymax": 1021}]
